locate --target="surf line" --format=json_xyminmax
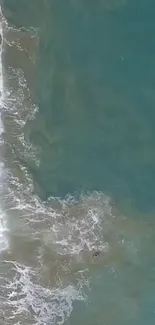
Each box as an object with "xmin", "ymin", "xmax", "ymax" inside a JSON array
[
  {"xmin": 0, "ymin": 5, "xmax": 5, "ymax": 98},
  {"xmin": 0, "ymin": 6, "xmax": 9, "ymax": 252}
]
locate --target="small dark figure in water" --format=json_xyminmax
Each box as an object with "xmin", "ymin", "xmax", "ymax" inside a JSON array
[
  {"xmin": 93, "ymin": 250, "xmax": 100, "ymax": 258},
  {"xmin": 0, "ymin": 34, "xmax": 2, "ymax": 45}
]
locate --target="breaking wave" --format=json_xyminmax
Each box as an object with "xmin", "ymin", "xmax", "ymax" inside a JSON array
[{"xmin": 1, "ymin": 260, "xmax": 86, "ymax": 325}]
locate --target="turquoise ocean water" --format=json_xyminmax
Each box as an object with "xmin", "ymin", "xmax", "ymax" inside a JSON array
[{"xmin": 0, "ymin": 0, "xmax": 155, "ymax": 324}]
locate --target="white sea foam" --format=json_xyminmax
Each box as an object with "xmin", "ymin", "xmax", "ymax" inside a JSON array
[
  {"xmin": 42, "ymin": 192, "xmax": 111, "ymax": 255},
  {"xmin": 6, "ymin": 172, "xmax": 113, "ymax": 256},
  {"xmin": 2, "ymin": 261, "xmax": 86, "ymax": 325},
  {"xmin": 0, "ymin": 6, "xmax": 9, "ymax": 253}
]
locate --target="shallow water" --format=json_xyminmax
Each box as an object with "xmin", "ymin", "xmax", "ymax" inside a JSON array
[{"xmin": 0, "ymin": 0, "xmax": 155, "ymax": 324}]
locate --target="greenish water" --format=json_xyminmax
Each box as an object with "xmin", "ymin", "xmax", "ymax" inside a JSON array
[
  {"xmin": 0, "ymin": 0, "xmax": 155, "ymax": 324},
  {"xmin": 4, "ymin": 0, "xmax": 155, "ymax": 212}
]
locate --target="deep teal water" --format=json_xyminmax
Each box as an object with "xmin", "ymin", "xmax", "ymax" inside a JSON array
[
  {"xmin": 1, "ymin": 0, "xmax": 155, "ymax": 324},
  {"xmin": 3, "ymin": 0, "xmax": 155, "ymax": 213}
]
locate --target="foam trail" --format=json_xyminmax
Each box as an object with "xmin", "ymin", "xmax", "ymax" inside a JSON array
[{"xmin": 0, "ymin": 6, "xmax": 8, "ymax": 252}]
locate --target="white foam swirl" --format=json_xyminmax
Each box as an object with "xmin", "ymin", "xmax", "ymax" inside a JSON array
[{"xmin": 2, "ymin": 261, "xmax": 86, "ymax": 325}]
